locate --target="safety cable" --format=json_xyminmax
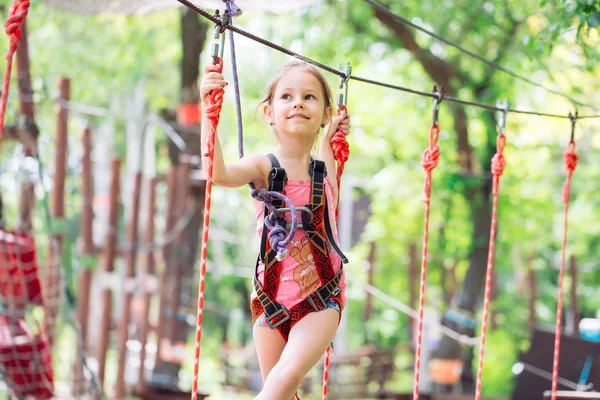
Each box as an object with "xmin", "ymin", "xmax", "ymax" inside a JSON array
[
  {"xmin": 175, "ymin": 0, "xmax": 600, "ymax": 120},
  {"xmin": 364, "ymin": 0, "xmax": 598, "ymax": 112}
]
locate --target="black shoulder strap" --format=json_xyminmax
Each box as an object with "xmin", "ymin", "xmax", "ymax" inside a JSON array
[
  {"xmin": 308, "ymin": 156, "xmax": 326, "ymax": 178},
  {"xmin": 266, "ymin": 153, "xmax": 281, "ymax": 168},
  {"xmin": 309, "ymin": 158, "xmax": 326, "ymax": 206},
  {"xmin": 306, "ymin": 158, "xmax": 349, "ymax": 264},
  {"xmin": 266, "ymin": 153, "xmax": 286, "ymax": 205}
]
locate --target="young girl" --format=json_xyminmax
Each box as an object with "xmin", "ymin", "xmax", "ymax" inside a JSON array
[{"xmin": 200, "ymin": 61, "xmax": 351, "ymax": 400}]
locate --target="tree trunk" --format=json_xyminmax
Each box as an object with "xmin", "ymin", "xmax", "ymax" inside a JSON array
[{"xmin": 151, "ymin": 8, "xmax": 209, "ymax": 388}]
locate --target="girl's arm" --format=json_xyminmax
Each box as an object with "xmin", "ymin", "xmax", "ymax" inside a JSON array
[
  {"xmin": 200, "ymin": 71, "xmax": 267, "ymax": 188},
  {"xmin": 319, "ymin": 113, "xmax": 351, "ymax": 206}
]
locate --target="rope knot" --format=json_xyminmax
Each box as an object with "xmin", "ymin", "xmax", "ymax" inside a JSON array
[
  {"xmin": 564, "ymin": 142, "xmax": 577, "ymax": 173},
  {"xmin": 421, "ymin": 144, "xmax": 440, "ymax": 173},
  {"xmin": 421, "ymin": 124, "xmax": 441, "ymax": 202},
  {"xmin": 562, "ymin": 141, "xmax": 577, "ymax": 203},
  {"xmin": 5, "ymin": 0, "xmax": 29, "ymax": 53},
  {"xmin": 491, "ymin": 153, "xmax": 505, "ymax": 177},
  {"xmin": 268, "ymin": 224, "xmax": 288, "ymax": 260},
  {"xmin": 421, "ymin": 124, "xmax": 440, "ymax": 172},
  {"xmin": 331, "ymin": 131, "xmax": 350, "ymax": 164}
]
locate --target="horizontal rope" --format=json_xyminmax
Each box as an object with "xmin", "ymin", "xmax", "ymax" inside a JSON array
[
  {"xmin": 364, "ymin": 0, "xmax": 599, "ymax": 112},
  {"xmin": 363, "ymin": 283, "xmax": 479, "ymax": 346},
  {"xmin": 176, "ymin": 0, "xmax": 600, "ymax": 120}
]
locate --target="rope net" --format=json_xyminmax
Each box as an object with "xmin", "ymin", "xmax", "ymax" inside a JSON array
[
  {"xmin": 0, "ymin": 228, "xmax": 54, "ymax": 399},
  {"xmin": 38, "ymin": 0, "xmax": 325, "ymax": 15}
]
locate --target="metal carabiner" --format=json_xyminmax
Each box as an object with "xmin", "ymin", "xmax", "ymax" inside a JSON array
[
  {"xmin": 211, "ymin": 9, "xmax": 229, "ymax": 64},
  {"xmin": 337, "ymin": 62, "xmax": 352, "ymax": 109},
  {"xmin": 496, "ymin": 99, "xmax": 509, "ymax": 136},
  {"xmin": 431, "ymin": 85, "xmax": 444, "ymax": 126},
  {"xmin": 569, "ymin": 111, "xmax": 578, "ymax": 142}
]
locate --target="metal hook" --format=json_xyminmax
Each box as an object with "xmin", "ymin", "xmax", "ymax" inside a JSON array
[
  {"xmin": 211, "ymin": 9, "xmax": 229, "ymax": 64},
  {"xmin": 569, "ymin": 111, "xmax": 578, "ymax": 142},
  {"xmin": 496, "ymin": 99, "xmax": 509, "ymax": 135},
  {"xmin": 432, "ymin": 85, "xmax": 444, "ymax": 126},
  {"xmin": 337, "ymin": 62, "xmax": 352, "ymax": 109}
]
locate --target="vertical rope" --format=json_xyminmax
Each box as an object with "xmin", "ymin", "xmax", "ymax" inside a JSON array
[
  {"xmin": 224, "ymin": 0, "xmax": 245, "ymax": 159},
  {"xmin": 322, "ymin": 104, "xmax": 350, "ymax": 400},
  {"xmin": 550, "ymin": 139, "xmax": 578, "ymax": 400},
  {"xmin": 0, "ymin": 0, "xmax": 30, "ymax": 149},
  {"xmin": 322, "ymin": 345, "xmax": 331, "ymax": 400},
  {"xmin": 413, "ymin": 123, "xmax": 440, "ymax": 400},
  {"xmin": 330, "ymin": 104, "xmax": 350, "ymax": 220},
  {"xmin": 191, "ymin": 58, "xmax": 224, "ymax": 400},
  {"xmin": 474, "ymin": 132, "xmax": 506, "ymax": 400}
]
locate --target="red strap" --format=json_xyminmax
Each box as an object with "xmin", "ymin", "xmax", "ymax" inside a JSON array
[
  {"xmin": 475, "ymin": 132, "xmax": 506, "ymax": 400},
  {"xmin": 550, "ymin": 140, "xmax": 577, "ymax": 400},
  {"xmin": 0, "ymin": 0, "xmax": 30, "ymax": 149},
  {"xmin": 413, "ymin": 123, "xmax": 440, "ymax": 399},
  {"xmin": 191, "ymin": 57, "xmax": 224, "ymax": 400}
]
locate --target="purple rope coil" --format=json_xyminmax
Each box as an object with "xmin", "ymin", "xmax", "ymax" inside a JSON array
[{"xmin": 251, "ymin": 187, "xmax": 298, "ymax": 260}]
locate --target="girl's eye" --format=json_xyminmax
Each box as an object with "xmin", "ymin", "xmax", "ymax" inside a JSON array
[
  {"xmin": 305, "ymin": 94, "xmax": 316, "ymax": 100},
  {"xmin": 281, "ymin": 94, "xmax": 291, "ymax": 100}
]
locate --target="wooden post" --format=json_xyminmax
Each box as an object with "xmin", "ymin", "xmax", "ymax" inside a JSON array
[
  {"xmin": 16, "ymin": 22, "xmax": 37, "ymax": 231},
  {"xmin": 115, "ymin": 164, "xmax": 143, "ymax": 397},
  {"xmin": 73, "ymin": 125, "xmax": 94, "ymax": 394},
  {"xmin": 137, "ymin": 177, "xmax": 157, "ymax": 392},
  {"xmin": 569, "ymin": 255, "xmax": 579, "ymax": 335},
  {"xmin": 44, "ymin": 77, "xmax": 69, "ymax": 346},
  {"xmin": 154, "ymin": 165, "xmax": 178, "ymax": 370},
  {"xmin": 97, "ymin": 158, "xmax": 121, "ymax": 391},
  {"xmin": 168, "ymin": 159, "xmax": 191, "ymax": 346}
]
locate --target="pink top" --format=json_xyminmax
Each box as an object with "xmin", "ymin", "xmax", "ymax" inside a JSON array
[{"xmin": 252, "ymin": 175, "xmax": 347, "ymax": 319}]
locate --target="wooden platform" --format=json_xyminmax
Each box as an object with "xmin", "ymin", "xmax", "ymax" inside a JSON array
[
  {"xmin": 543, "ymin": 391, "xmax": 600, "ymax": 400},
  {"xmin": 133, "ymin": 386, "xmax": 209, "ymax": 400}
]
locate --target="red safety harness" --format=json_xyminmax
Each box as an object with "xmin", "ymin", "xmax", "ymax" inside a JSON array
[{"xmin": 251, "ymin": 154, "xmax": 348, "ymax": 341}]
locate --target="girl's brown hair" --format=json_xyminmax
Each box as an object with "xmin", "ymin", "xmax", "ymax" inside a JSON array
[{"xmin": 259, "ymin": 61, "xmax": 333, "ymax": 111}]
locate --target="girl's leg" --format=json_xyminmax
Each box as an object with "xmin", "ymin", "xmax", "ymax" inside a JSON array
[
  {"xmin": 254, "ymin": 308, "xmax": 339, "ymax": 400},
  {"xmin": 253, "ymin": 324, "xmax": 286, "ymax": 382}
]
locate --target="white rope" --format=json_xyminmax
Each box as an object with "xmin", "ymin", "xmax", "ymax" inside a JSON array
[{"xmin": 362, "ymin": 283, "xmax": 480, "ymax": 346}]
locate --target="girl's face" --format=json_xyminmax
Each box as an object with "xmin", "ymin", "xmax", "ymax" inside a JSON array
[{"xmin": 264, "ymin": 68, "xmax": 331, "ymax": 140}]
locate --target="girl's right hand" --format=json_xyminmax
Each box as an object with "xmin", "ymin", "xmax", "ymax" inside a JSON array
[{"xmin": 200, "ymin": 72, "xmax": 228, "ymax": 100}]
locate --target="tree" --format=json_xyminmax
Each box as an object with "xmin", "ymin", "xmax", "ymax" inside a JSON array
[{"xmin": 151, "ymin": 7, "xmax": 209, "ymax": 388}]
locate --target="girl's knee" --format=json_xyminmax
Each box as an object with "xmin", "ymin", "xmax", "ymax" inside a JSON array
[{"xmin": 272, "ymin": 362, "xmax": 305, "ymax": 389}]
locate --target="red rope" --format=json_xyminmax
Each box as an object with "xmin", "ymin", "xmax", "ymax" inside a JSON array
[
  {"xmin": 413, "ymin": 123, "xmax": 440, "ymax": 400},
  {"xmin": 475, "ymin": 133, "xmax": 506, "ymax": 400},
  {"xmin": 330, "ymin": 106, "xmax": 350, "ymax": 212},
  {"xmin": 191, "ymin": 57, "xmax": 224, "ymax": 400},
  {"xmin": 322, "ymin": 346, "xmax": 331, "ymax": 400},
  {"xmin": 550, "ymin": 140, "xmax": 578, "ymax": 400},
  {"xmin": 322, "ymin": 105, "xmax": 349, "ymax": 400},
  {"xmin": 0, "ymin": 0, "xmax": 30, "ymax": 149}
]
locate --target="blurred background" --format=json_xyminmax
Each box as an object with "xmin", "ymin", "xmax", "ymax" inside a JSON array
[{"xmin": 0, "ymin": 0, "xmax": 598, "ymax": 399}]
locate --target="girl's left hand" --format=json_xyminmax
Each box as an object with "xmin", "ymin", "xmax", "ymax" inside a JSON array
[{"xmin": 322, "ymin": 112, "xmax": 351, "ymax": 144}]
